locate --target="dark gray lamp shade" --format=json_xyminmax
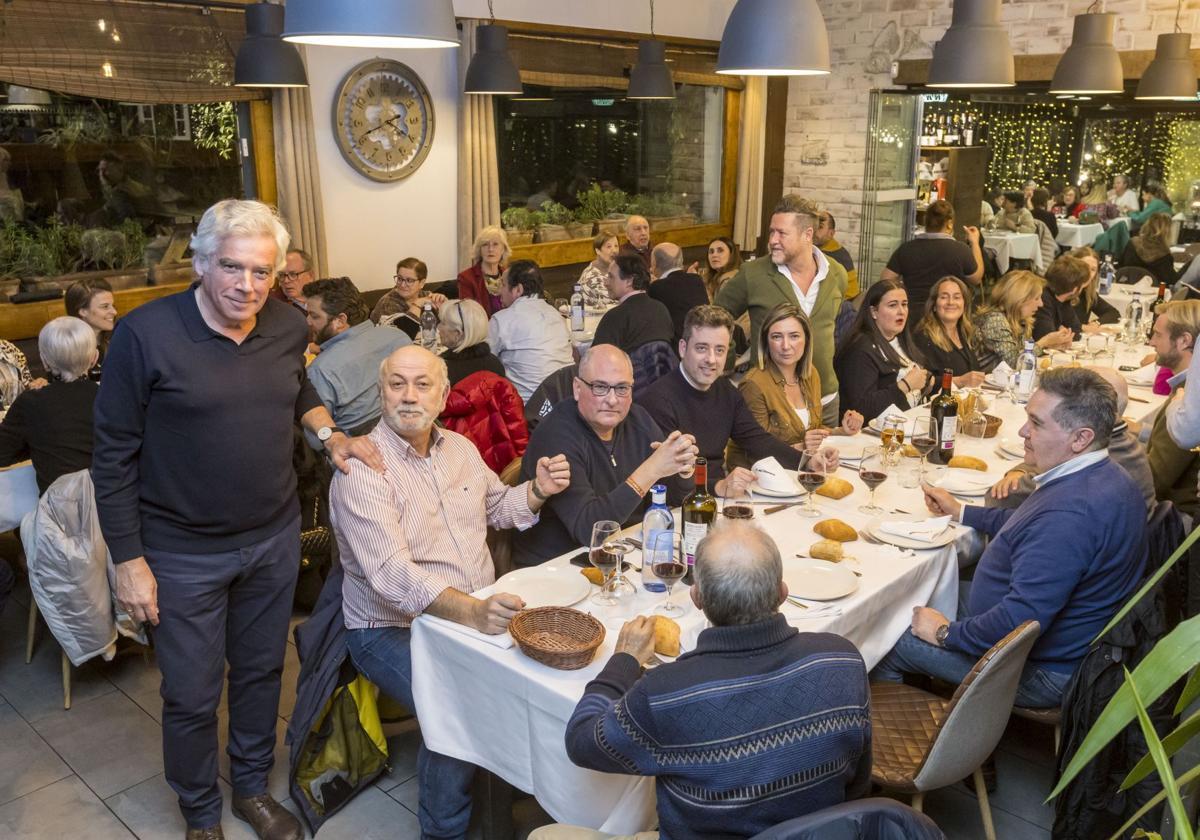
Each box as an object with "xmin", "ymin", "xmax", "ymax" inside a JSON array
[
  {"xmin": 927, "ymin": 0, "xmax": 1014, "ymax": 88},
  {"xmin": 1136, "ymin": 32, "xmax": 1197, "ymax": 101},
  {"xmin": 716, "ymin": 0, "xmax": 830, "ymax": 76},
  {"xmin": 465, "ymin": 24, "xmax": 523, "ymax": 95},
  {"xmin": 235, "ymin": 3, "xmax": 307, "ymax": 88},
  {"xmin": 1050, "ymin": 13, "xmax": 1124, "ymax": 94},
  {"xmin": 628, "ymin": 40, "xmax": 675, "ymax": 99},
  {"xmin": 283, "ymin": 0, "xmax": 459, "ymax": 49}
]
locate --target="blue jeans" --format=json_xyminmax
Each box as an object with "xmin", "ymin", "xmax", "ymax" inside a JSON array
[
  {"xmin": 347, "ymin": 626, "xmax": 476, "ymax": 840},
  {"xmin": 872, "ymin": 629, "xmax": 1072, "ymax": 708}
]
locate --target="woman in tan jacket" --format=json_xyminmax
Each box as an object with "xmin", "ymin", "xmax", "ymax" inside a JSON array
[{"xmin": 728, "ymin": 302, "xmax": 863, "ymax": 469}]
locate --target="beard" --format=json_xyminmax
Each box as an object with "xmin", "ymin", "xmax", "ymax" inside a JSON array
[{"xmin": 382, "ymin": 403, "xmax": 436, "ymax": 437}]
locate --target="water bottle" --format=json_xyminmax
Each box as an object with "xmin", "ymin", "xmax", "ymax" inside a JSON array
[
  {"xmin": 1098, "ymin": 254, "xmax": 1116, "ymax": 295},
  {"xmin": 420, "ymin": 302, "xmax": 437, "ymax": 349},
  {"xmin": 640, "ymin": 484, "xmax": 674, "ymax": 593},
  {"xmin": 1125, "ymin": 292, "xmax": 1144, "ymax": 343},
  {"xmin": 1014, "ymin": 340, "xmax": 1037, "ymax": 405},
  {"xmin": 570, "ymin": 284, "xmax": 585, "ymax": 332}
]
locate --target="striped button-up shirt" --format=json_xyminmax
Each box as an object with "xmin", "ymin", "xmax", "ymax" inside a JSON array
[{"xmin": 331, "ymin": 423, "xmax": 537, "ymax": 629}]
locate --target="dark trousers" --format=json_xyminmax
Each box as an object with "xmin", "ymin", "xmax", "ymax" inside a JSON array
[{"xmin": 147, "ymin": 515, "xmax": 300, "ymax": 828}]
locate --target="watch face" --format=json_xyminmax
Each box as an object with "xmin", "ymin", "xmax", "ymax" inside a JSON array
[{"xmin": 333, "ymin": 58, "xmax": 435, "ymax": 183}]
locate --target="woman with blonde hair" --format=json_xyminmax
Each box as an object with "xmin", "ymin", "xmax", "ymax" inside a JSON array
[
  {"xmin": 1120, "ymin": 212, "xmax": 1181, "ymax": 288},
  {"xmin": 729, "ymin": 303, "xmax": 863, "ymax": 469},
  {"xmin": 913, "ymin": 276, "xmax": 991, "ymax": 387},
  {"xmin": 457, "ymin": 225, "xmax": 511, "ymax": 316},
  {"xmin": 437, "ymin": 298, "xmax": 506, "ymax": 386},
  {"xmin": 975, "ymin": 271, "xmax": 1054, "ymax": 367},
  {"xmin": 1067, "ymin": 245, "xmax": 1120, "ymax": 329}
]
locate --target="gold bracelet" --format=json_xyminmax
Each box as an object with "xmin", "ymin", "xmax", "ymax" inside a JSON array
[{"xmin": 625, "ymin": 476, "xmax": 645, "ymax": 497}]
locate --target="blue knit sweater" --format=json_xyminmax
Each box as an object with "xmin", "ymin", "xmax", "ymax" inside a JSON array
[
  {"xmin": 564, "ymin": 614, "xmax": 871, "ymax": 840},
  {"xmin": 955, "ymin": 457, "xmax": 1147, "ymax": 673}
]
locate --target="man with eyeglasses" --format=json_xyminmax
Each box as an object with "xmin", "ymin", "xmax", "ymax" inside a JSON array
[
  {"xmin": 513, "ymin": 343, "xmax": 698, "ymax": 566},
  {"xmin": 272, "ymin": 247, "xmax": 314, "ymax": 312}
]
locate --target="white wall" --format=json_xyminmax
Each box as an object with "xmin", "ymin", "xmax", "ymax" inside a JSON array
[{"xmin": 302, "ymin": 1, "xmax": 736, "ymax": 290}]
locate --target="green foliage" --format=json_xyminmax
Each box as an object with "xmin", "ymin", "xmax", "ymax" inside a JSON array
[
  {"xmin": 574, "ymin": 183, "xmax": 629, "ymax": 221},
  {"xmin": 538, "ymin": 201, "xmax": 573, "ymax": 226},
  {"xmin": 189, "ymin": 102, "xmax": 238, "ymax": 161},
  {"xmin": 501, "ymin": 207, "xmax": 541, "ymax": 231},
  {"xmin": 36, "ymin": 108, "xmax": 114, "ymax": 149},
  {"xmin": 117, "ymin": 219, "xmax": 150, "ymax": 268},
  {"xmin": 0, "ymin": 219, "xmax": 147, "ymax": 279},
  {"xmin": 626, "ymin": 193, "xmax": 688, "ymax": 218}
]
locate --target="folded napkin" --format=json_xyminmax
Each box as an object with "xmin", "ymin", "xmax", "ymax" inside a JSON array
[
  {"xmin": 419, "ymin": 612, "xmax": 515, "ymax": 650},
  {"xmin": 830, "ymin": 434, "xmax": 869, "ymax": 460},
  {"xmin": 988, "ymin": 361, "xmax": 1013, "ymax": 389},
  {"xmin": 878, "ymin": 516, "xmax": 953, "ymax": 543},
  {"xmin": 1132, "ymin": 276, "xmax": 1157, "ymax": 293},
  {"xmin": 870, "ymin": 403, "xmax": 906, "ymax": 430},
  {"xmin": 785, "ymin": 599, "xmax": 843, "ymax": 619},
  {"xmin": 1126, "ymin": 363, "xmax": 1158, "ymax": 386},
  {"xmin": 752, "ymin": 456, "xmax": 798, "ymax": 495}
]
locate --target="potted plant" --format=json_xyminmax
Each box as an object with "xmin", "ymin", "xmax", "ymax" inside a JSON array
[
  {"xmin": 576, "ymin": 183, "xmax": 629, "ymax": 236},
  {"xmin": 536, "ymin": 201, "xmax": 574, "ymax": 243},
  {"xmin": 500, "ymin": 207, "xmax": 537, "ymax": 246},
  {"xmin": 567, "ymin": 208, "xmax": 594, "ymax": 240}
]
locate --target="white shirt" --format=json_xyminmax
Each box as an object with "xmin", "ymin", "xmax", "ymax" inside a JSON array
[
  {"xmin": 888, "ymin": 337, "xmax": 922, "ymax": 408},
  {"xmin": 1109, "ymin": 188, "xmax": 1140, "ymax": 214},
  {"xmin": 775, "ymin": 248, "xmax": 831, "ymax": 318},
  {"xmin": 487, "ymin": 295, "xmax": 575, "ymax": 401},
  {"xmin": 1032, "ymin": 448, "xmax": 1110, "ymax": 489},
  {"xmin": 1167, "ymin": 352, "xmax": 1200, "ymax": 449}
]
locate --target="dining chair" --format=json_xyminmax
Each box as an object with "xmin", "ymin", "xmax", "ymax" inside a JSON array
[
  {"xmin": 869, "ymin": 620, "xmax": 1041, "ymax": 840},
  {"xmin": 748, "ymin": 796, "xmax": 944, "ymax": 840},
  {"xmin": 488, "ymin": 456, "xmax": 524, "ymax": 578}
]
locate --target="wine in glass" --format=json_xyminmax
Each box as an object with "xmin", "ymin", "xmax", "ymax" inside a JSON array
[
  {"xmin": 589, "ymin": 520, "xmax": 625, "ymax": 606},
  {"xmin": 797, "ymin": 448, "xmax": 828, "ymax": 518},
  {"xmin": 647, "ymin": 531, "xmax": 686, "ymax": 616},
  {"xmin": 910, "ymin": 416, "xmax": 936, "ymax": 480},
  {"xmin": 858, "ymin": 445, "xmax": 889, "ymax": 515}
]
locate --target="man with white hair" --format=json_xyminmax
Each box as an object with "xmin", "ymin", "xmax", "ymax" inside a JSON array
[
  {"xmin": 332, "ymin": 344, "xmax": 571, "ymax": 839},
  {"xmin": 619, "ymin": 214, "xmax": 652, "ymax": 270},
  {"xmin": 93, "ymin": 199, "xmax": 381, "ymax": 840},
  {"xmin": 1109, "ymin": 173, "xmax": 1140, "ymax": 215}
]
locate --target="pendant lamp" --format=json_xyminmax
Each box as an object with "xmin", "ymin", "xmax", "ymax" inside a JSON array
[
  {"xmin": 1050, "ymin": 11, "xmax": 1124, "ymax": 94},
  {"xmin": 1137, "ymin": 2, "xmax": 1196, "ymax": 101},
  {"xmin": 716, "ymin": 0, "xmax": 830, "ymax": 76},
  {"xmin": 629, "ymin": 1, "xmax": 675, "ymax": 99},
  {"xmin": 5, "ymin": 85, "xmax": 52, "ymax": 109},
  {"xmin": 235, "ymin": 3, "xmax": 307, "ymax": 89},
  {"xmin": 927, "ymin": 0, "xmax": 1014, "ymax": 88},
  {"xmin": 465, "ymin": 2, "xmax": 522, "ymax": 95},
  {"xmin": 283, "ymin": 0, "xmax": 459, "ymax": 49}
]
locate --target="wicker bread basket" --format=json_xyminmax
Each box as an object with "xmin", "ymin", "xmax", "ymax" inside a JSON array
[{"xmin": 509, "ymin": 607, "xmax": 605, "ymax": 670}]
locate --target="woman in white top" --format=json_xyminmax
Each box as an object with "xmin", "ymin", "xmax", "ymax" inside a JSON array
[{"xmin": 576, "ymin": 233, "xmax": 619, "ymax": 310}]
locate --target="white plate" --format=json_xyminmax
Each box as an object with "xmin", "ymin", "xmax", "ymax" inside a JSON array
[
  {"xmin": 493, "ymin": 563, "xmax": 591, "ymax": 609},
  {"xmin": 935, "ymin": 467, "xmax": 997, "ymax": 497},
  {"xmin": 866, "ymin": 516, "xmax": 957, "ymax": 549},
  {"xmin": 782, "ymin": 557, "xmax": 858, "ymax": 601},
  {"xmin": 750, "ymin": 480, "xmax": 803, "ymax": 498},
  {"xmin": 997, "ymin": 437, "xmax": 1025, "ymax": 458},
  {"xmin": 828, "ymin": 434, "xmax": 870, "ymax": 460}
]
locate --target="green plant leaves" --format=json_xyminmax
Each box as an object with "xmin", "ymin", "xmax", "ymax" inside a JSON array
[
  {"xmin": 1124, "ymin": 667, "xmax": 1195, "ymax": 840},
  {"xmin": 1123, "ymin": 708, "xmax": 1200, "ymax": 790}
]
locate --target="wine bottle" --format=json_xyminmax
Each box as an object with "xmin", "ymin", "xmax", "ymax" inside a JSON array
[
  {"xmin": 931, "ymin": 369, "xmax": 957, "ymax": 465},
  {"xmin": 681, "ymin": 457, "xmax": 717, "ymax": 585},
  {"xmin": 1147, "ymin": 281, "xmax": 1167, "ymax": 342}
]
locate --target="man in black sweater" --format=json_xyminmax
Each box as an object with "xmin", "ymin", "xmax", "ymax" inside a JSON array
[
  {"xmin": 592, "ymin": 255, "xmax": 674, "ymax": 354},
  {"xmin": 513, "ymin": 344, "xmax": 697, "ymax": 566},
  {"xmin": 638, "ymin": 305, "xmax": 803, "ymax": 498},
  {"xmin": 648, "ymin": 243, "xmax": 709, "ymax": 345}
]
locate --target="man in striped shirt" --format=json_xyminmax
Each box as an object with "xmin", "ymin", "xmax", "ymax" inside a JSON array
[{"xmin": 331, "ymin": 344, "xmax": 570, "ymax": 839}]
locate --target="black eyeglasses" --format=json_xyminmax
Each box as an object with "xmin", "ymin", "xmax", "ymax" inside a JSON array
[{"xmin": 577, "ymin": 377, "xmax": 632, "ymax": 398}]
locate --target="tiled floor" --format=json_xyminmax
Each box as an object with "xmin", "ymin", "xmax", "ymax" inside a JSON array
[{"xmin": 0, "ymin": 583, "xmax": 1056, "ymax": 839}]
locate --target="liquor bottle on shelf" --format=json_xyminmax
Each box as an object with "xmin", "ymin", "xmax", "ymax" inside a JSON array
[
  {"xmin": 944, "ymin": 114, "xmax": 959, "ymax": 146},
  {"xmin": 963, "ymin": 113, "xmax": 975, "ymax": 146},
  {"xmin": 935, "ymin": 114, "xmax": 945, "ymax": 145},
  {"xmin": 931, "ymin": 369, "xmax": 957, "ymax": 464},
  {"xmin": 680, "ymin": 458, "xmax": 716, "ymax": 585},
  {"xmin": 1147, "ymin": 282, "xmax": 1167, "ymax": 342}
]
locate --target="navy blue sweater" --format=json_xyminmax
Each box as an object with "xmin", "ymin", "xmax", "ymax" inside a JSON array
[
  {"xmin": 565, "ymin": 615, "xmax": 872, "ymax": 840},
  {"xmin": 956, "ymin": 457, "xmax": 1146, "ymax": 673}
]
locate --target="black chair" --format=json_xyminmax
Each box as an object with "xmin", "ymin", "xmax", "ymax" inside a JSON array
[
  {"xmin": 749, "ymin": 798, "xmax": 944, "ymax": 840},
  {"xmin": 426, "ymin": 278, "xmax": 459, "ymax": 298},
  {"xmin": 523, "ymin": 363, "xmax": 577, "ymax": 432},
  {"xmin": 1115, "ymin": 266, "xmax": 1153, "ymax": 285},
  {"xmin": 629, "ymin": 340, "xmax": 678, "ymax": 401}
]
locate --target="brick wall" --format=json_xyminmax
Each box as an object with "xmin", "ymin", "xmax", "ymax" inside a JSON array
[{"xmin": 786, "ymin": 0, "xmax": 1200, "ymax": 266}]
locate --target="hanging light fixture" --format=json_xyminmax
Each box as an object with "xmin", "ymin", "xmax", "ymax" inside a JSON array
[
  {"xmin": 235, "ymin": 3, "xmax": 308, "ymax": 89},
  {"xmin": 927, "ymin": 0, "xmax": 1014, "ymax": 88},
  {"xmin": 5, "ymin": 86, "xmax": 52, "ymax": 110},
  {"xmin": 716, "ymin": 0, "xmax": 830, "ymax": 76},
  {"xmin": 1050, "ymin": 8, "xmax": 1124, "ymax": 94},
  {"xmin": 283, "ymin": 0, "xmax": 459, "ymax": 49},
  {"xmin": 464, "ymin": 1, "xmax": 522, "ymax": 95},
  {"xmin": 629, "ymin": 1, "xmax": 675, "ymax": 99},
  {"xmin": 1137, "ymin": 2, "xmax": 1196, "ymax": 101}
]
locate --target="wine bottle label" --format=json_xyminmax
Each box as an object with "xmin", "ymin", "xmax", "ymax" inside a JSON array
[
  {"xmin": 682, "ymin": 521, "xmax": 708, "ymax": 566},
  {"xmin": 940, "ymin": 416, "xmax": 956, "ymax": 448}
]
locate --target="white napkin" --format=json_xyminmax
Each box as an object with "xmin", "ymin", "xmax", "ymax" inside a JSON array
[
  {"xmin": 988, "ymin": 361, "xmax": 1013, "ymax": 389},
  {"xmin": 879, "ymin": 516, "xmax": 953, "ymax": 543},
  {"xmin": 1127, "ymin": 363, "xmax": 1158, "ymax": 386},
  {"xmin": 871, "ymin": 403, "xmax": 906, "ymax": 429},
  {"xmin": 830, "ymin": 434, "xmax": 869, "ymax": 460},
  {"xmin": 785, "ymin": 599, "xmax": 843, "ymax": 619},
  {"xmin": 419, "ymin": 613, "xmax": 515, "ymax": 649},
  {"xmin": 752, "ymin": 457, "xmax": 797, "ymax": 494},
  {"xmin": 1132, "ymin": 276, "xmax": 1156, "ymax": 293}
]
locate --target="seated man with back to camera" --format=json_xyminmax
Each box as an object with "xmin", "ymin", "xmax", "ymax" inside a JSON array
[
  {"xmin": 488, "ymin": 260, "xmax": 575, "ymax": 402},
  {"xmin": 513, "ymin": 344, "xmax": 698, "ymax": 567},
  {"xmin": 532, "ymin": 523, "xmax": 871, "ymax": 840},
  {"xmin": 874, "ymin": 368, "xmax": 1147, "ymax": 707},
  {"xmin": 331, "ymin": 344, "xmax": 572, "ymax": 839}
]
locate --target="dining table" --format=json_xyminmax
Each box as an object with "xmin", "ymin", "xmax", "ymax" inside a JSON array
[
  {"xmin": 985, "ymin": 229, "xmax": 1043, "ymax": 273},
  {"xmin": 1056, "ymin": 220, "xmax": 1104, "ymax": 249}
]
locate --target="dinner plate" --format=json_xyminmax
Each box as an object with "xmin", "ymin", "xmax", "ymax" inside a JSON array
[
  {"xmin": 493, "ymin": 563, "xmax": 591, "ymax": 609},
  {"xmin": 935, "ymin": 467, "xmax": 997, "ymax": 497},
  {"xmin": 997, "ymin": 437, "xmax": 1025, "ymax": 459},
  {"xmin": 781, "ymin": 558, "xmax": 858, "ymax": 601},
  {"xmin": 750, "ymin": 479, "xmax": 804, "ymax": 498},
  {"xmin": 866, "ymin": 516, "xmax": 957, "ymax": 549},
  {"xmin": 828, "ymin": 435, "xmax": 870, "ymax": 460}
]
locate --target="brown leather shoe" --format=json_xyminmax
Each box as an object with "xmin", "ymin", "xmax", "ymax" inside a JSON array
[
  {"xmin": 185, "ymin": 827, "xmax": 225, "ymax": 840},
  {"xmin": 231, "ymin": 794, "xmax": 303, "ymax": 840}
]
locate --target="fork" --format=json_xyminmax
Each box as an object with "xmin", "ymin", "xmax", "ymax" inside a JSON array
[
  {"xmin": 796, "ymin": 554, "xmax": 862, "ymax": 577},
  {"xmin": 857, "ymin": 529, "xmax": 885, "ymax": 545}
]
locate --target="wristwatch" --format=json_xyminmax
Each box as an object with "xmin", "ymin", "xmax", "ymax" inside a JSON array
[
  {"xmin": 935, "ymin": 623, "xmax": 950, "ymax": 647},
  {"xmin": 316, "ymin": 425, "xmax": 345, "ymax": 443}
]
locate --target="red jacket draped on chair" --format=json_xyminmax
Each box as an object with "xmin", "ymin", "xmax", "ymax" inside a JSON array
[{"xmin": 439, "ymin": 371, "xmax": 528, "ymax": 474}]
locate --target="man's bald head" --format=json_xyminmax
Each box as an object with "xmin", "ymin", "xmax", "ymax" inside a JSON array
[
  {"xmin": 1086, "ymin": 365, "xmax": 1129, "ymax": 416},
  {"xmin": 378, "ymin": 345, "xmax": 450, "ymax": 439},
  {"xmin": 693, "ymin": 523, "xmax": 785, "ymax": 626},
  {"xmin": 652, "ymin": 242, "xmax": 684, "ymax": 278},
  {"xmin": 578, "ymin": 343, "xmax": 633, "ymax": 382},
  {"xmin": 379, "ymin": 344, "xmax": 449, "ymax": 388}
]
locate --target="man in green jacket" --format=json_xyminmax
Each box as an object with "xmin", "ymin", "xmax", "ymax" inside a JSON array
[{"xmin": 715, "ymin": 194, "xmax": 847, "ymax": 426}]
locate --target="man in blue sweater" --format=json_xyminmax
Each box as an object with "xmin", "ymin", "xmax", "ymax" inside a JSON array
[
  {"xmin": 873, "ymin": 368, "xmax": 1147, "ymax": 707},
  {"xmin": 539, "ymin": 523, "xmax": 871, "ymax": 840}
]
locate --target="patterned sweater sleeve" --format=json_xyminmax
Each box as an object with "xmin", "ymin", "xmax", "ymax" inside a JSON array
[
  {"xmin": 564, "ymin": 653, "xmax": 661, "ymax": 776},
  {"xmin": 979, "ymin": 313, "xmax": 1021, "ymax": 369}
]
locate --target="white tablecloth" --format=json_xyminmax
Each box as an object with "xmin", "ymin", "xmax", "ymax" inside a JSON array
[
  {"xmin": 986, "ymin": 231, "xmax": 1042, "ymax": 273},
  {"xmin": 0, "ymin": 461, "xmax": 38, "ymax": 532},
  {"xmin": 1056, "ymin": 221, "xmax": 1104, "ymax": 248}
]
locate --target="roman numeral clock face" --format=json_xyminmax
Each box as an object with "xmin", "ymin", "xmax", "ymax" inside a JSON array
[{"xmin": 333, "ymin": 59, "xmax": 435, "ymax": 182}]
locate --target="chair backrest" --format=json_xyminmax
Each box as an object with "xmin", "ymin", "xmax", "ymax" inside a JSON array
[
  {"xmin": 913, "ymin": 620, "xmax": 1040, "ymax": 790},
  {"xmin": 524, "ymin": 363, "xmax": 578, "ymax": 432},
  {"xmin": 748, "ymin": 797, "xmax": 945, "ymax": 840},
  {"xmin": 1032, "ymin": 218, "xmax": 1059, "ymax": 269},
  {"xmin": 629, "ymin": 340, "xmax": 679, "ymax": 400},
  {"xmin": 488, "ymin": 456, "xmax": 524, "ymax": 579},
  {"xmin": 1115, "ymin": 266, "xmax": 1153, "ymax": 285}
]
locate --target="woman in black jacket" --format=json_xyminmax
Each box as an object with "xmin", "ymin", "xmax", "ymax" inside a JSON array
[
  {"xmin": 1067, "ymin": 246, "xmax": 1120, "ymax": 328},
  {"xmin": 912, "ymin": 276, "xmax": 993, "ymax": 388},
  {"xmin": 834, "ymin": 278, "xmax": 934, "ymax": 419},
  {"xmin": 436, "ymin": 298, "xmax": 506, "ymax": 386},
  {"xmin": 1120, "ymin": 213, "xmax": 1181, "ymax": 289}
]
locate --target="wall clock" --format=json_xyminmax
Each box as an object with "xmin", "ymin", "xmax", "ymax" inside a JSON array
[{"xmin": 332, "ymin": 58, "xmax": 435, "ymax": 183}]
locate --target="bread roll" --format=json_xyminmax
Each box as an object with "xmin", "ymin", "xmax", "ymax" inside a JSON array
[
  {"xmin": 948, "ymin": 455, "xmax": 988, "ymax": 472},
  {"xmin": 581, "ymin": 567, "xmax": 605, "ymax": 586},
  {"xmin": 654, "ymin": 615, "xmax": 681, "ymax": 657},
  {"xmin": 902, "ymin": 444, "xmax": 920, "ymax": 458},
  {"xmin": 809, "ymin": 539, "xmax": 845, "ymax": 562},
  {"xmin": 813, "ymin": 518, "xmax": 858, "ymax": 542},
  {"xmin": 815, "ymin": 476, "xmax": 853, "ymax": 499}
]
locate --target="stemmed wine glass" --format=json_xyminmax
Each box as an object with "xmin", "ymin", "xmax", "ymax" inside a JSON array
[
  {"xmin": 1086, "ymin": 332, "xmax": 1107, "ymax": 362},
  {"xmin": 797, "ymin": 448, "xmax": 829, "ymax": 518},
  {"xmin": 647, "ymin": 531, "xmax": 686, "ymax": 615},
  {"xmin": 910, "ymin": 416, "xmax": 935, "ymax": 481},
  {"xmin": 589, "ymin": 521, "xmax": 628, "ymax": 606},
  {"xmin": 858, "ymin": 445, "xmax": 890, "ymax": 515}
]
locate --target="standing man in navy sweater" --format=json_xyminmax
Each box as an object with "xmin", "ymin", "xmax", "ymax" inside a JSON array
[
  {"xmin": 535, "ymin": 523, "xmax": 871, "ymax": 840},
  {"xmin": 874, "ymin": 368, "xmax": 1146, "ymax": 707},
  {"xmin": 93, "ymin": 200, "xmax": 381, "ymax": 840}
]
